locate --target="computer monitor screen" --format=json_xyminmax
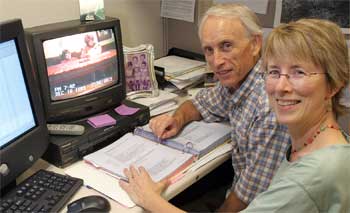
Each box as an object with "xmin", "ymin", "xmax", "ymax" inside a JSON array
[
  {"xmin": 0, "ymin": 40, "xmax": 36, "ymax": 147},
  {"xmin": 43, "ymin": 29, "xmax": 118, "ymax": 101},
  {"xmin": 0, "ymin": 19, "xmax": 48, "ymax": 191},
  {"xmin": 26, "ymin": 18, "xmax": 126, "ymax": 122}
]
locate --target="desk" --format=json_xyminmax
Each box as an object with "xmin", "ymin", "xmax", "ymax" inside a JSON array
[
  {"xmin": 18, "ymin": 151, "xmax": 230, "ymax": 212},
  {"xmin": 17, "ymin": 88, "xmax": 231, "ymax": 212}
]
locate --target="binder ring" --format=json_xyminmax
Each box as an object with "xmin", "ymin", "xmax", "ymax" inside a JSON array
[{"xmin": 183, "ymin": 142, "xmax": 193, "ymax": 153}]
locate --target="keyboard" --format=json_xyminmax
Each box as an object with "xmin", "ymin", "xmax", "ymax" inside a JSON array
[{"xmin": 0, "ymin": 169, "xmax": 83, "ymax": 213}]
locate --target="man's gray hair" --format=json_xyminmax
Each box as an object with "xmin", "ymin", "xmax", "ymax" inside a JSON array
[{"xmin": 198, "ymin": 3, "xmax": 262, "ymax": 39}]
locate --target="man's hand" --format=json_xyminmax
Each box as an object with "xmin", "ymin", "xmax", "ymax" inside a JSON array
[
  {"xmin": 149, "ymin": 100, "xmax": 202, "ymax": 139},
  {"xmin": 149, "ymin": 114, "xmax": 183, "ymax": 139},
  {"xmin": 119, "ymin": 166, "xmax": 169, "ymax": 210}
]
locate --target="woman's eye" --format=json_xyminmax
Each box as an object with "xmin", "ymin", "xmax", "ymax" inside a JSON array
[
  {"xmin": 293, "ymin": 70, "xmax": 307, "ymax": 77},
  {"xmin": 268, "ymin": 70, "xmax": 280, "ymax": 76}
]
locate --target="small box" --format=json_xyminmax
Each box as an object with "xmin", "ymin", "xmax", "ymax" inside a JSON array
[{"xmin": 79, "ymin": 0, "xmax": 105, "ymax": 22}]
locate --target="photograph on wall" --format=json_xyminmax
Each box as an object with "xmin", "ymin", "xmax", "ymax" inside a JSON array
[
  {"xmin": 275, "ymin": 0, "xmax": 349, "ymax": 33},
  {"xmin": 123, "ymin": 44, "xmax": 159, "ymax": 99},
  {"xmin": 79, "ymin": 0, "xmax": 105, "ymax": 21}
]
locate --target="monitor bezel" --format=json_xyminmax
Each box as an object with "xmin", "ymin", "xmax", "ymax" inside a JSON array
[
  {"xmin": 0, "ymin": 19, "xmax": 48, "ymax": 191},
  {"xmin": 26, "ymin": 17, "xmax": 126, "ymax": 122}
]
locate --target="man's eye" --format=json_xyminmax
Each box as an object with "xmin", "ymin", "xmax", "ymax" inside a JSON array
[
  {"xmin": 203, "ymin": 47, "xmax": 213, "ymax": 55},
  {"xmin": 222, "ymin": 42, "xmax": 232, "ymax": 51}
]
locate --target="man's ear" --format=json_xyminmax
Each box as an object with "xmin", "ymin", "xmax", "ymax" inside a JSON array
[{"xmin": 251, "ymin": 34, "xmax": 262, "ymax": 57}]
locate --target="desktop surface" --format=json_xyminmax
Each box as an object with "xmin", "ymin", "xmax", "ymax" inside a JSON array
[{"xmin": 17, "ymin": 147, "xmax": 230, "ymax": 213}]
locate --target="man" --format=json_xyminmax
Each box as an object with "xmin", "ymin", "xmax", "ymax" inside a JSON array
[{"xmin": 120, "ymin": 3, "xmax": 290, "ymax": 212}]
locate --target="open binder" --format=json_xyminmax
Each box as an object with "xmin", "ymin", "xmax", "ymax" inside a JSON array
[
  {"xmin": 66, "ymin": 121, "xmax": 231, "ymax": 208},
  {"xmin": 135, "ymin": 121, "xmax": 231, "ymax": 158},
  {"xmin": 82, "ymin": 121, "xmax": 231, "ymax": 183}
]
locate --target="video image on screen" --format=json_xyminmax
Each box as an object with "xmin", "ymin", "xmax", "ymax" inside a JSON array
[{"xmin": 43, "ymin": 29, "xmax": 119, "ymax": 101}]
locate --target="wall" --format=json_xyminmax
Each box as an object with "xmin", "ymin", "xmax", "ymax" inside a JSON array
[
  {"xmin": 0, "ymin": 0, "xmax": 166, "ymax": 57},
  {"xmin": 166, "ymin": 0, "xmax": 278, "ymax": 54}
]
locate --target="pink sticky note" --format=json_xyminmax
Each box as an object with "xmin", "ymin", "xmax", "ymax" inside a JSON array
[
  {"xmin": 114, "ymin": 104, "xmax": 140, "ymax": 116},
  {"xmin": 87, "ymin": 114, "xmax": 116, "ymax": 128}
]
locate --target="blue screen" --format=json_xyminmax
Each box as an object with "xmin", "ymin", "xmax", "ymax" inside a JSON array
[{"xmin": 0, "ymin": 40, "xmax": 36, "ymax": 147}]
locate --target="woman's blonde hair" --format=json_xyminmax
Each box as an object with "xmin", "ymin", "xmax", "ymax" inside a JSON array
[
  {"xmin": 263, "ymin": 19, "xmax": 349, "ymax": 116},
  {"xmin": 198, "ymin": 3, "xmax": 262, "ymax": 39}
]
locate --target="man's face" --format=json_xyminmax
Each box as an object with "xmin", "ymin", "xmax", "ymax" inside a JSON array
[{"xmin": 200, "ymin": 16, "xmax": 261, "ymax": 89}]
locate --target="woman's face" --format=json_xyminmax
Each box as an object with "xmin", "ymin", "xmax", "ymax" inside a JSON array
[{"xmin": 264, "ymin": 58, "xmax": 331, "ymax": 126}]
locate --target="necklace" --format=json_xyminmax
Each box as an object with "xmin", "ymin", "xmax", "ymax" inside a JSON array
[{"xmin": 292, "ymin": 124, "xmax": 340, "ymax": 153}]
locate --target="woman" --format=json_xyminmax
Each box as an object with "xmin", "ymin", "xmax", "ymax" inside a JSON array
[
  {"xmin": 242, "ymin": 18, "xmax": 350, "ymax": 212},
  {"xmin": 119, "ymin": 19, "xmax": 350, "ymax": 212}
]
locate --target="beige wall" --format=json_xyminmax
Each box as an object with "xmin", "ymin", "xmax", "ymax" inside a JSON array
[{"xmin": 0, "ymin": 0, "xmax": 166, "ymax": 57}]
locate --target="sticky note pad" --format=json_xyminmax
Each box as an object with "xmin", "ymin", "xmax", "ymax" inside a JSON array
[
  {"xmin": 114, "ymin": 104, "xmax": 140, "ymax": 116},
  {"xmin": 87, "ymin": 114, "xmax": 116, "ymax": 128}
]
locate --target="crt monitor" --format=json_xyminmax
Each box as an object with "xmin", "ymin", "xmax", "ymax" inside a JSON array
[
  {"xmin": 0, "ymin": 19, "xmax": 48, "ymax": 191},
  {"xmin": 25, "ymin": 17, "xmax": 126, "ymax": 122}
]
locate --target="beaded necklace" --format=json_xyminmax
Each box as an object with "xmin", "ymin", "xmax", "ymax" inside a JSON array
[{"xmin": 292, "ymin": 124, "xmax": 340, "ymax": 154}]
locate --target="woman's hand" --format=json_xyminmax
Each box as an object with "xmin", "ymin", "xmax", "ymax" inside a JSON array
[{"xmin": 119, "ymin": 166, "xmax": 169, "ymax": 210}]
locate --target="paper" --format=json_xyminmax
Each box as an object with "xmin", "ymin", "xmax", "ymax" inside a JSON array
[
  {"xmin": 65, "ymin": 161, "xmax": 136, "ymax": 208},
  {"xmin": 137, "ymin": 121, "xmax": 231, "ymax": 158},
  {"xmin": 83, "ymin": 133, "xmax": 194, "ymax": 182},
  {"xmin": 114, "ymin": 104, "xmax": 140, "ymax": 115},
  {"xmin": 161, "ymin": 0, "xmax": 196, "ymax": 22},
  {"xmin": 187, "ymin": 142, "xmax": 232, "ymax": 173},
  {"xmin": 154, "ymin": 55, "xmax": 206, "ymax": 78},
  {"xmin": 131, "ymin": 90, "xmax": 179, "ymax": 116},
  {"xmin": 87, "ymin": 114, "xmax": 116, "ymax": 128},
  {"xmin": 214, "ymin": 0, "xmax": 269, "ymax": 14}
]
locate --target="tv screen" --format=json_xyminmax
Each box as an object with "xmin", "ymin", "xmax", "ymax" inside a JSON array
[
  {"xmin": 43, "ymin": 29, "xmax": 119, "ymax": 101},
  {"xmin": 26, "ymin": 18, "xmax": 126, "ymax": 122}
]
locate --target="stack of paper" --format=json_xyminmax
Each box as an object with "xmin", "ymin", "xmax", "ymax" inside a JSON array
[
  {"xmin": 154, "ymin": 55, "xmax": 210, "ymax": 90},
  {"xmin": 131, "ymin": 90, "xmax": 179, "ymax": 116}
]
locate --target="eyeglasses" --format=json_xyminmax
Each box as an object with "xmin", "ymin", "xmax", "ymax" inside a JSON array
[{"xmin": 263, "ymin": 70, "xmax": 326, "ymax": 86}]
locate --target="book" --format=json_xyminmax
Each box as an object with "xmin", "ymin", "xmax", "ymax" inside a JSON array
[
  {"xmin": 65, "ymin": 140, "xmax": 232, "ymax": 208},
  {"xmin": 82, "ymin": 121, "xmax": 231, "ymax": 182}
]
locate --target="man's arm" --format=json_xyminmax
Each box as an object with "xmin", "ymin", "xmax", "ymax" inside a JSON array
[
  {"xmin": 217, "ymin": 191, "xmax": 247, "ymax": 212},
  {"xmin": 173, "ymin": 100, "xmax": 202, "ymax": 128},
  {"xmin": 149, "ymin": 100, "xmax": 202, "ymax": 139}
]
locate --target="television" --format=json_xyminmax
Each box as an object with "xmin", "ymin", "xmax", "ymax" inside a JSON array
[
  {"xmin": 0, "ymin": 19, "xmax": 48, "ymax": 191},
  {"xmin": 25, "ymin": 17, "xmax": 126, "ymax": 123}
]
